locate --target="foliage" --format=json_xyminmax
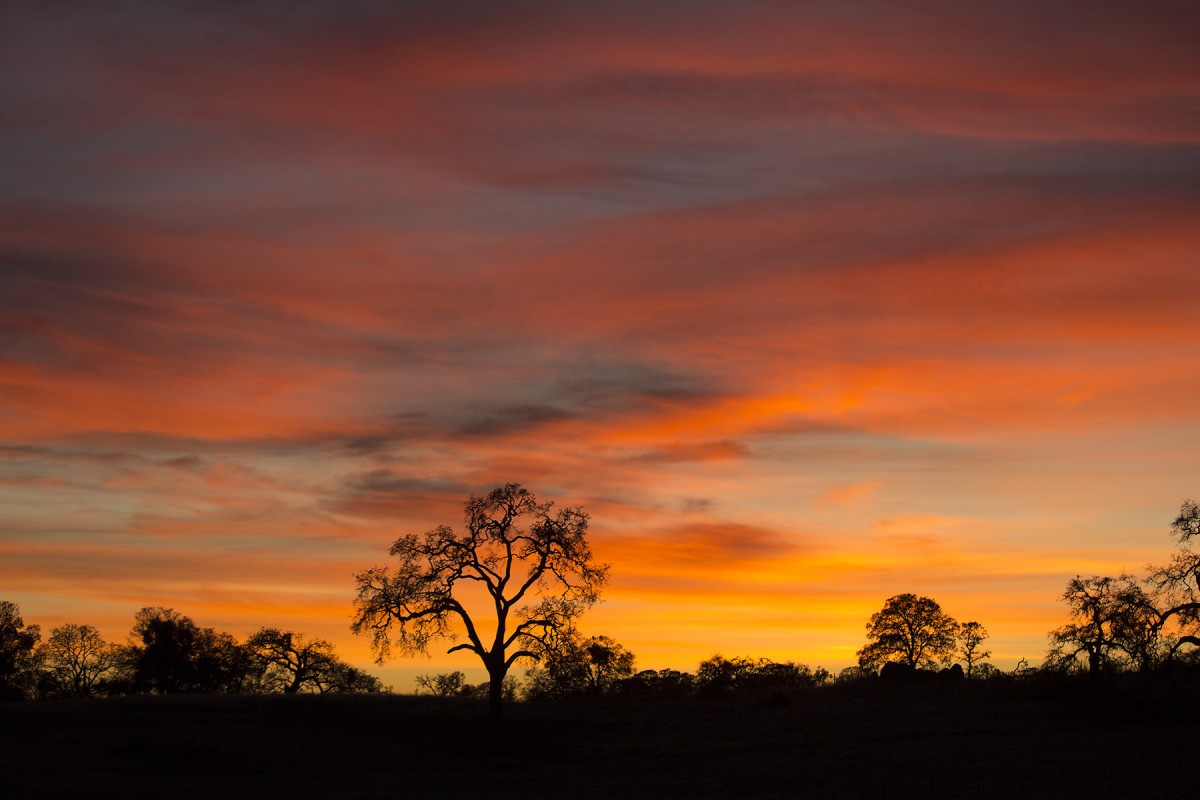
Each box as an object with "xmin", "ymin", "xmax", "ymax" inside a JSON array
[
  {"xmin": 246, "ymin": 628, "xmax": 339, "ymax": 694},
  {"xmin": 857, "ymin": 593, "xmax": 959, "ymax": 671},
  {"xmin": 1045, "ymin": 575, "xmax": 1161, "ymax": 673},
  {"xmin": 835, "ymin": 665, "xmax": 871, "ymax": 684},
  {"xmin": 123, "ymin": 607, "xmax": 250, "ymax": 694},
  {"xmin": 39, "ymin": 624, "xmax": 119, "ymax": 697},
  {"xmin": 524, "ymin": 634, "xmax": 635, "ymax": 699},
  {"xmin": 0, "ymin": 601, "xmax": 42, "ymax": 701},
  {"xmin": 695, "ymin": 655, "xmax": 828, "ymax": 693},
  {"xmin": 616, "ymin": 668, "xmax": 696, "ymax": 696},
  {"xmin": 352, "ymin": 483, "xmax": 607, "ymax": 718},
  {"xmin": 319, "ymin": 660, "xmax": 386, "ymax": 694},
  {"xmin": 1145, "ymin": 499, "xmax": 1200, "ymax": 660},
  {"xmin": 415, "ymin": 670, "xmax": 467, "ymax": 696}
]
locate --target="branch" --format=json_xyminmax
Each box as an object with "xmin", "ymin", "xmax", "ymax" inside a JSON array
[{"xmin": 505, "ymin": 649, "xmax": 537, "ymax": 669}]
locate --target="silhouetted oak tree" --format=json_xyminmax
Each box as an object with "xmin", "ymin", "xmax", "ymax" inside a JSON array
[
  {"xmin": 857, "ymin": 593, "xmax": 958, "ymax": 672},
  {"xmin": 40, "ymin": 623, "xmax": 118, "ymax": 697},
  {"xmin": 352, "ymin": 483, "xmax": 608, "ymax": 719},
  {"xmin": 1045, "ymin": 574, "xmax": 1159, "ymax": 673},
  {"xmin": 247, "ymin": 628, "xmax": 338, "ymax": 694}
]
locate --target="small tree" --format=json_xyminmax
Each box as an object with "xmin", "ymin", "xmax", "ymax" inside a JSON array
[
  {"xmin": 0, "ymin": 601, "xmax": 42, "ymax": 701},
  {"xmin": 857, "ymin": 593, "xmax": 958, "ymax": 672},
  {"xmin": 352, "ymin": 483, "xmax": 608, "ymax": 720},
  {"xmin": 39, "ymin": 624, "xmax": 118, "ymax": 697},
  {"xmin": 956, "ymin": 621, "xmax": 991, "ymax": 679}
]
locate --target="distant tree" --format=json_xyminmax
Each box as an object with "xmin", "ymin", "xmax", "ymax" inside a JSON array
[
  {"xmin": 0, "ymin": 601, "xmax": 42, "ymax": 700},
  {"xmin": 317, "ymin": 660, "xmax": 385, "ymax": 694},
  {"xmin": 972, "ymin": 662, "xmax": 1002, "ymax": 680},
  {"xmin": 415, "ymin": 670, "xmax": 467, "ymax": 696},
  {"xmin": 616, "ymin": 668, "xmax": 695, "ymax": 696},
  {"xmin": 1045, "ymin": 575, "xmax": 1160, "ymax": 674},
  {"xmin": 124, "ymin": 607, "xmax": 250, "ymax": 693},
  {"xmin": 247, "ymin": 628, "xmax": 338, "ymax": 694},
  {"xmin": 695, "ymin": 655, "xmax": 746, "ymax": 693},
  {"xmin": 195, "ymin": 628, "xmax": 253, "ymax": 692},
  {"xmin": 956, "ymin": 621, "xmax": 992, "ymax": 679},
  {"xmin": 525, "ymin": 635, "xmax": 635, "ymax": 698},
  {"xmin": 39, "ymin": 624, "xmax": 118, "ymax": 697},
  {"xmin": 857, "ymin": 594, "xmax": 959, "ymax": 672},
  {"xmin": 835, "ymin": 665, "xmax": 870, "ymax": 684},
  {"xmin": 693, "ymin": 655, "xmax": 824, "ymax": 693},
  {"xmin": 352, "ymin": 483, "xmax": 608, "ymax": 720}
]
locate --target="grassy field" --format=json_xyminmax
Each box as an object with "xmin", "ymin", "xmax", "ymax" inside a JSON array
[{"xmin": 1, "ymin": 678, "xmax": 1194, "ymax": 798}]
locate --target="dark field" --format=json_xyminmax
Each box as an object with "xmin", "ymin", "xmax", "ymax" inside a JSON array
[{"xmin": 2, "ymin": 678, "xmax": 1194, "ymax": 799}]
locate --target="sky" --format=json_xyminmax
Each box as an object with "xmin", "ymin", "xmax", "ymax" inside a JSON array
[{"xmin": 2, "ymin": 0, "xmax": 1199, "ymax": 687}]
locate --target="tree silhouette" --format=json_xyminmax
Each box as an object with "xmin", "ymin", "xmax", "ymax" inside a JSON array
[
  {"xmin": 415, "ymin": 670, "xmax": 467, "ymax": 696},
  {"xmin": 956, "ymin": 621, "xmax": 991, "ymax": 679},
  {"xmin": 525, "ymin": 634, "xmax": 635, "ymax": 698},
  {"xmin": 352, "ymin": 483, "xmax": 608, "ymax": 719},
  {"xmin": 40, "ymin": 623, "xmax": 118, "ymax": 697},
  {"xmin": 1146, "ymin": 499, "xmax": 1200, "ymax": 660},
  {"xmin": 0, "ymin": 601, "xmax": 41, "ymax": 701},
  {"xmin": 124, "ymin": 607, "xmax": 249, "ymax": 693},
  {"xmin": 318, "ymin": 660, "xmax": 385, "ymax": 693},
  {"xmin": 857, "ymin": 593, "xmax": 958, "ymax": 672},
  {"xmin": 694, "ymin": 655, "xmax": 825, "ymax": 693},
  {"xmin": 1045, "ymin": 575, "xmax": 1159, "ymax": 673},
  {"xmin": 246, "ymin": 628, "xmax": 338, "ymax": 694}
]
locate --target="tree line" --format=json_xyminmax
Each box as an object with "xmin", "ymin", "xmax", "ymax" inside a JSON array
[
  {"xmin": 5, "ymin": 485, "xmax": 1197, "ymax": 711},
  {"xmin": 351, "ymin": 484, "xmax": 1200, "ymax": 718},
  {"xmin": 0, "ymin": 604, "xmax": 384, "ymax": 701}
]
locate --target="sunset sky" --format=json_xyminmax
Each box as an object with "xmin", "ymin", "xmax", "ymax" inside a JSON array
[{"xmin": 2, "ymin": 1, "xmax": 1198, "ymax": 688}]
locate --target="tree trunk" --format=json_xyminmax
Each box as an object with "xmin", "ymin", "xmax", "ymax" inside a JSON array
[{"xmin": 486, "ymin": 662, "xmax": 506, "ymax": 722}]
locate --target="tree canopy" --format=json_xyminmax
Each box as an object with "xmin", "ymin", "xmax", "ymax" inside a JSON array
[
  {"xmin": 40, "ymin": 623, "xmax": 118, "ymax": 697},
  {"xmin": 351, "ymin": 483, "xmax": 608, "ymax": 718},
  {"xmin": 524, "ymin": 634, "xmax": 635, "ymax": 698},
  {"xmin": 857, "ymin": 593, "xmax": 959, "ymax": 672},
  {"xmin": 0, "ymin": 601, "xmax": 42, "ymax": 701}
]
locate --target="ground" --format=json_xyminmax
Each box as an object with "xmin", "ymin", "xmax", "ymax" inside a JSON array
[{"xmin": 1, "ymin": 677, "xmax": 1193, "ymax": 798}]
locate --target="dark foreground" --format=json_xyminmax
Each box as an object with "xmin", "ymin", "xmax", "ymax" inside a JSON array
[{"xmin": 1, "ymin": 677, "xmax": 1194, "ymax": 799}]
